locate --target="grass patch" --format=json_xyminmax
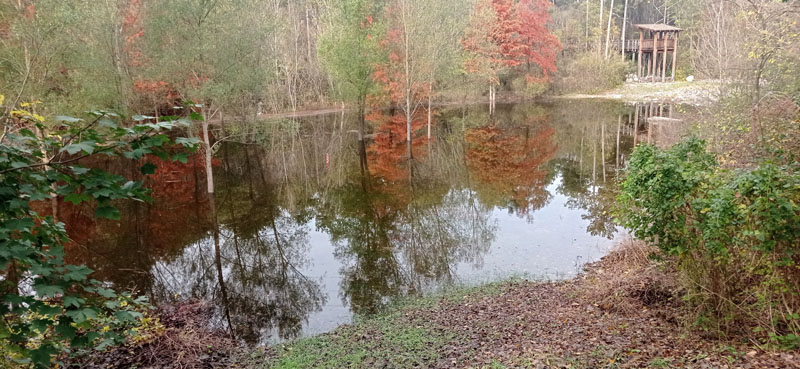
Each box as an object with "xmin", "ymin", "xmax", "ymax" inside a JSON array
[{"xmin": 239, "ymin": 280, "xmax": 518, "ymax": 368}]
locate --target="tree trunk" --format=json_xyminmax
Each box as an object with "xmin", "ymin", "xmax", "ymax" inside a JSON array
[
  {"xmin": 598, "ymin": 0, "xmax": 605, "ymax": 55},
  {"xmin": 201, "ymin": 108, "xmax": 215, "ymax": 194},
  {"xmin": 402, "ymin": 0, "xmax": 413, "ymax": 160},
  {"xmin": 615, "ymin": 114, "xmax": 621, "ymax": 170},
  {"xmin": 585, "ymin": 0, "xmax": 590, "ymax": 52},
  {"xmin": 604, "ymin": 0, "xmax": 615, "ymax": 59},
  {"xmin": 621, "ymin": 0, "xmax": 629, "ymax": 59},
  {"xmin": 427, "ymin": 76, "xmax": 433, "ymax": 141}
]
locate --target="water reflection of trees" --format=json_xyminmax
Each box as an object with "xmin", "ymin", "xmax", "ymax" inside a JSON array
[
  {"xmin": 545, "ymin": 101, "xmax": 638, "ymax": 239},
  {"xmin": 464, "ymin": 123, "xmax": 557, "ymax": 218},
  {"xmin": 316, "ymin": 175, "xmax": 496, "ymax": 315},
  {"xmin": 314, "ymin": 108, "xmax": 497, "ymax": 314},
  {"xmin": 150, "ymin": 145, "xmax": 326, "ymax": 344},
  {"xmin": 60, "ymin": 100, "xmax": 642, "ymax": 343}
]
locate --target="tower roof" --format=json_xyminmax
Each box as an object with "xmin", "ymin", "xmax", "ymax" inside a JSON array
[{"xmin": 634, "ymin": 24, "xmax": 682, "ymax": 32}]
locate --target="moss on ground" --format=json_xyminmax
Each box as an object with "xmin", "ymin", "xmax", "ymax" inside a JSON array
[
  {"xmin": 240, "ymin": 282, "xmax": 511, "ymax": 369},
  {"xmin": 235, "ymin": 247, "xmax": 794, "ymax": 369}
]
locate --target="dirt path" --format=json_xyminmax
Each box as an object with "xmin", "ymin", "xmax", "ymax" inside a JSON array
[
  {"xmin": 255, "ymin": 107, "xmax": 345, "ymax": 120},
  {"xmin": 558, "ymin": 80, "xmax": 723, "ymax": 105}
]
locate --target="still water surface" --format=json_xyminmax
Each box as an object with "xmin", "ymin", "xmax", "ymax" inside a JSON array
[{"xmin": 63, "ymin": 100, "xmax": 676, "ymax": 344}]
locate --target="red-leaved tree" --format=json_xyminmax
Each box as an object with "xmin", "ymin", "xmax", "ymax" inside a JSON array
[{"xmin": 462, "ymin": 0, "xmax": 560, "ymax": 111}]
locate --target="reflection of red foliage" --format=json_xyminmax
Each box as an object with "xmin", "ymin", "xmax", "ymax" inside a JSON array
[
  {"xmin": 60, "ymin": 153, "xmax": 215, "ymax": 268},
  {"xmin": 367, "ymin": 110, "xmax": 429, "ymax": 179},
  {"xmin": 140, "ymin": 154, "xmax": 215, "ymax": 249},
  {"xmin": 364, "ymin": 109, "xmax": 431, "ymax": 211},
  {"xmin": 465, "ymin": 123, "xmax": 557, "ymax": 213}
]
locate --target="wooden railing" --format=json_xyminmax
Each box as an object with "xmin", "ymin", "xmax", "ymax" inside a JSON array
[{"xmin": 624, "ymin": 39, "xmax": 677, "ymax": 52}]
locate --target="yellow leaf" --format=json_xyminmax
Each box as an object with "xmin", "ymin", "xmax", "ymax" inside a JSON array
[{"xmin": 0, "ymin": 94, "xmax": 4, "ymax": 106}]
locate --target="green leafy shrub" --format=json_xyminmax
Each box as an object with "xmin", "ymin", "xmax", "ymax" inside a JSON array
[
  {"xmin": 554, "ymin": 52, "xmax": 630, "ymax": 94},
  {"xmin": 618, "ymin": 138, "xmax": 800, "ymax": 348},
  {"xmin": 0, "ymin": 98, "xmax": 199, "ymax": 367}
]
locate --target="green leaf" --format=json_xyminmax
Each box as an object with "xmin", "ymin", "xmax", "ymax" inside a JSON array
[
  {"xmin": 63, "ymin": 265, "xmax": 93, "ymax": 281},
  {"xmin": 98, "ymin": 118, "xmax": 117, "ymax": 128},
  {"xmin": 189, "ymin": 111, "xmax": 204, "ymax": 121},
  {"xmin": 61, "ymin": 141, "xmax": 96, "ymax": 155},
  {"xmin": 34, "ymin": 285, "xmax": 64, "ymax": 298},
  {"xmin": 54, "ymin": 115, "xmax": 83, "ymax": 123},
  {"xmin": 66, "ymin": 308, "xmax": 98, "ymax": 324},
  {"xmin": 140, "ymin": 162, "xmax": 158, "ymax": 175},
  {"xmin": 30, "ymin": 344, "xmax": 59, "ymax": 368},
  {"xmin": 172, "ymin": 152, "xmax": 189, "ymax": 164},
  {"xmin": 175, "ymin": 137, "xmax": 201, "ymax": 147},
  {"xmin": 132, "ymin": 115, "xmax": 155, "ymax": 121},
  {"xmin": 63, "ymin": 295, "xmax": 85, "ymax": 308},
  {"xmin": 114, "ymin": 311, "xmax": 137, "ymax": 322},
  {"xmin": 55, "ymin": 322, "xmax": 77, "ymax": 338},
  {"xmin": 35, "ymin": 304, "xmax": 63, "ymax": 316},
  {"xmin": 70, "ymin": 166, "xmax": 90, "ymax": 175},
  {"xmin": 94, "ymin": 287, "xmax": 116, "ymax": 298},
  {"xmin": 31, "ymin": 319, "xmax": 51, "ymax": 333},
  {"xmin": 95, "ymin": 206, "xmax": 120, "ymax": 220},
  {"xmin": 4, "ymin": 218, "xmax": 35, "ymax": 231},
  {"xmin": 64, "ymin": 193, "xmax": 91, "ymax": 205}
]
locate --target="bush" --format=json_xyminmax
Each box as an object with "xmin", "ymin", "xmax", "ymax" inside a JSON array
[
  {"xmin": 0, "ymin": 97, "xmax": 199, "ymax": 368},
  {"xmin": 618, "ymin": 138, "xmax": 800, "ymax": 348},
  {"xmin": 509, "ymin": 75, "xmax": 549, "ymax": 98},
  {"xmin": 554, "ymin": 52, "xmax": 630, "ymax": 94}
]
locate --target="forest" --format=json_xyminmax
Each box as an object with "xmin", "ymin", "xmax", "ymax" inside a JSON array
[{"xmin": 1, "ymin": 0, "xmax": 799, "ymax": 368}]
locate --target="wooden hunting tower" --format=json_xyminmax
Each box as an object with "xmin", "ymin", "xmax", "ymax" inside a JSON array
[{"xmin": 623, "ymin": 24, "xmax": 682, "ymax": 82}]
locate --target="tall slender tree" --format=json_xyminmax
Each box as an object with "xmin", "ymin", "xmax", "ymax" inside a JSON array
[{"xmin": 318, "ymin": 0, "xmax": 386, "ymax": 142}]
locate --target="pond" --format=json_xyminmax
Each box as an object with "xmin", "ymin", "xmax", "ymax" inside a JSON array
[{"xmin": 62, "ymin": 99, "xmax": 681, "ymax": 345}]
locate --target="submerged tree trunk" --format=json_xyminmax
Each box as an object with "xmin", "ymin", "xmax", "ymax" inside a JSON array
[
  {"xmin": 209, "ymin": 194, "xmax": 234, "ymax": 338},
  {"xmin": 601, "ymin": 121, "xmax": 607, "ymax": 183},
  {"xmin": 358, "ymin": 98, "xmax": 366, "ymax": 142},
  {"xmin": 201, "ymin": 107, "xmax": 215, "ymax": 194},
  {"xmin": 427, "ymin": 78, "xmax": 433, "ymax": 141}
]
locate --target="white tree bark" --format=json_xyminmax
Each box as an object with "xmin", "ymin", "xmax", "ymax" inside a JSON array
[{"xmin": 604, "ymin": 0, "xmax": 615, "ymax": 59}]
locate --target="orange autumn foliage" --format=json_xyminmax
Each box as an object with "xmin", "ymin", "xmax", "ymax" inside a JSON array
[{"xmin": 462, "ymin": 0, "xmax": 560, "ymax": 84}]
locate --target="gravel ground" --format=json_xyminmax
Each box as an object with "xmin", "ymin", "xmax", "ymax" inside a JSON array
[{"xmin": 559, "ymin": 80, "xmax": 723, "ymax": 106}]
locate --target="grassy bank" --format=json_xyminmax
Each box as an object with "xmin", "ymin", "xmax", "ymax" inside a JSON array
[
  {"xmin": 235, "ymin": 241, "xmax": 796, "ymax": 369},
  {"xmin": 242, "ymin": 283, "xmax": 509, "ymax": 368}
]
